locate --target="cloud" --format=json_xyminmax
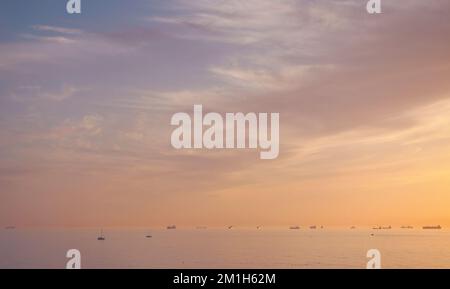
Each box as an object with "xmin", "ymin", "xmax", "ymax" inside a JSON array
[
  {"xmin": 9, "ymin": 84, "xmax": 82, "ymax": 102},
  {"xmin": 32, "ymin": 25, "xmax": 83, "ymax": 35},
  {"xmin": 149, "ymin": 0, "xmax": 353, "ymax": 45},
  {"xmin": 51, "ymin": 114, "xmax": 104, "ymax": 142}
]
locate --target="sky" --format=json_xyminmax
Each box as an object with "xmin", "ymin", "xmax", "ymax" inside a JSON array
[{"xmin": 1, "ymin": 0, "xmax": 450, "ymax": 228}]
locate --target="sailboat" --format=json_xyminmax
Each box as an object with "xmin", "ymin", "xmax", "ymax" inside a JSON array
[{"xmin": 97, "ymin": 229, "xmax": 105, "ymax": 241}]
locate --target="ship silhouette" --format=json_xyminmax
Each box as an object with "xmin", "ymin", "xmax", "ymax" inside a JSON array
[{"xmin": 423, "ymin": 225, "xmax": 441, "ymax": 230}]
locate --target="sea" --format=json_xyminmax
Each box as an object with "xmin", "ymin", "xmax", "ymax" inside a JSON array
[{"xmin": 0, "ymin": 228, "xmax": 449, "ymax": 269}]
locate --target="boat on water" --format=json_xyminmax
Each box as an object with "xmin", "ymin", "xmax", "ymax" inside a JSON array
[
  {"xmin": 5, "ymin": 226, "xmax": 16, "ymax": 230},
  {"xmin": 350, "ymin": 226, "xmax": 356, "ymax": 229},
  {"xmin": 167, "ymin": 225, "xmax": 176, "ymax": 230},
  {"xmin": 228, "ymin": 226, "xmax": 233, "ymax": 230},
  {"xmin": 289, "ymin": 226, "xmax": 300, "ymax": 230},
  {"xmin": 310, "ymin": 226, "xmax": 317, "ymax": 229},
  {"xmin": 145, "ymin": 235, "xmax": 152, "ymax": 238},
  {"xmin": 401, "ymin": 226, "xmax": 414, "ymax": 229},
  {"xmin": 423, "ymin": 225, "xmax": 441, "ymax": 230},
  {"xmin": 97, "ymin": 229, "xmax": 105, "ymax": 241},
  {"xmin": 372, "ymin": 226, "xmax": 391, "ymax": 230}
]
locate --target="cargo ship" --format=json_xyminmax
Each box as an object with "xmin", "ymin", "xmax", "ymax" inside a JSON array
[
  {"xmin": 423, "ymin": 225, "xmax": 441, "ymax": 230},
  {"xmin": 372, "ymin": 226, "xmax": 391, "ymax": 230}
]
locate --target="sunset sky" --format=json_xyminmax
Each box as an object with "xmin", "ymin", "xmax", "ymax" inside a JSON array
[{"xmin": 1, "ymin": 0, "xmax": 450, "ymax": 228}]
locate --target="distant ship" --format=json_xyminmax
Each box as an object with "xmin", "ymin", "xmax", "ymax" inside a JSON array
[
  {"xmin": 228, "ymin": 226, "xmax": 233, "ymax": 230},
  {"xmin": 350, "ymin": 226, "xmax": 356, "ymax": 229},
  {"xmin": 97, "ymin": 229, "xmax": 105, "ymax": 241},
  {"xmin": 5, "ymin": 226, "xmax": 16, "ymax": 230},
  {"xmin": 372, "ymin": 226, "xmax": 391, "ymax": 230},
  {"xmin": 423, "ymin": 225, "xmax": 441, "ymax": 230},
  {"xmin": 401, "ymin": 226, "xmax": 414, "ymax": 229},
  {"xmin": 310, "ymin": 226, "xmax": 317, "ymax": 229},
  {"xmin": 289, "ymin": 226, "xmax": 300, "ymax": 230},
  {"xmin": 256, "ymin": 226, "xmax": 261, "ymax": 230},
  {"xmin": 145, "ymin": 234, "xmax": 152, "ymax": 238},
  {"xmin": 167, "ymin": 225, "xmax": 176, "ymax": 230}
]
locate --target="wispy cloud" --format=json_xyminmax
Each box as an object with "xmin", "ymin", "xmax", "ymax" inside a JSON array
[
  {"xmin": 9, "ymin": 84, "xmax": 82, "ymax": 102},
  {"xmin": 32, "ymin": 25, "xmax": 83, "ymax": 35}
]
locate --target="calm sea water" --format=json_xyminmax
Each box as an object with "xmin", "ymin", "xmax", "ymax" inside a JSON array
[{"xmin": 0, "ymin": 228, "xmax": 449, "ymax": 269}]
